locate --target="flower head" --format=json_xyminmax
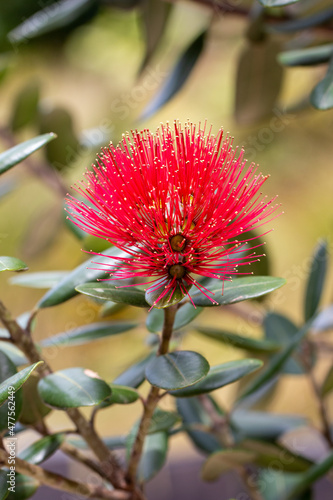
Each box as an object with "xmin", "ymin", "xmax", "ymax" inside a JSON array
[{"xmin": 67, "ymin": 121, "xmax": 279, "ymax": 307}]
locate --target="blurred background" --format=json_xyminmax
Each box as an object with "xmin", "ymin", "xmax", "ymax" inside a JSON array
[{"xmin": 0, "ymin": 0, "xmax": 333, "ymax": 476}]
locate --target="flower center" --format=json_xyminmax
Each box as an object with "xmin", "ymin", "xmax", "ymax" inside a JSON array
[
  {"xmin": 169, "ymin": 263, "xmax": 186, "ymax": 279},
  {"xmin": 170, "ymin": 234, "xmax": 186, "ymax": 252}
]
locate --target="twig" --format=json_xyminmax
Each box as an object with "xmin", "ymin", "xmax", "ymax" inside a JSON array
[
  {"xmin": 0, "ymin": 448, "xmax": 129, "ymax": 500},
  {"xmin": 0, "ymin": 300, "xmax": 126, "ymax": 489},
  {"xmin": 126, "ymin": 305, "xmax": 177, "ymax": 487}
]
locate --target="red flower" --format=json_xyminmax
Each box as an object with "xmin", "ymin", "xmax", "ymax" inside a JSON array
[{"xmin": 67, "ymin": 122, "xmax": 278, "ymax": 307}]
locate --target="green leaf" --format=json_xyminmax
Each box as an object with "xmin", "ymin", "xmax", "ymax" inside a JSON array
[
  {"xmin": 196, "ymin": 327, "xmax": 280, "ymax": 354},
  {"xmin": 258, "ymin": 470, "xmax": 311, "ymax": 500},
  {"xmin": 10, "ymin": 271, "xmax": 69, "ymax": 289},
  {"xmin": 235, "ymin": 40, "xmax": 283, "ymax": 125},
  {"xmin": 171, "ymin": 359, "xmax": 263, "ymax": 397},
  {"xmin": 38, "ymin": 107, "xmax": 79, "ymax": 171},
  {"xmin": 0, "ymin": 361, "xmax": 43, "ymax": 407},
  {"xmin": 263, "ymin": 312, "xmax": 303, "ymax": 375},
  {"xmin": 38, "ymin": 368, "xmax": 111, "ymax": 409},
  {"xmin": 113, "ymin": 352, "xmax": 155, "ymax": 388},
  {"xmin": 11, "ymin": 81, "xmax": 40, "ymax": 131},
  {"xmin": 19, "ymin": 433, "xmax": 64, "ymax": 465},
  {"xmin": 259, "ymin": 0, "xmax": 300, "ymax": 6},
  {"xmin": 0, "ymin": 351, "xmax": 23, "ymax": 431},
  {"xmin": 0, "ymin": 470, "xmax": 9, "ymax": 500},
  {"xmin": 5, "ymin": 473, "xmax": 39, "ymax": 500},
  {"xmin": 0, "ymin": 342, "xmax": 27, "ymax": 366},
  {"xmin": 145, "ymin": 351, "xmax": 210, "ymax": 390},
  {"xmin": 278, "ymin": 44, "xmax": 333, "ymax": 67},
  {"xmin": 202, "ymin": 441, "xmax": 311, "ymax": 482},
  {"xmin": 147, "ymin": 408, "xmax": 180, "ymax": 434},
  {"xmin": 176, "ymin": 396, "xmax": 221, "ymax": 454},
  {"xmin": 18, "ymin": 375, "xmax": 51, "ymax": 426},
  {"xmin": 304, "ymin": 240, "xmax": 328, "ymax": 321},
  {"xmin": 38, "ymin": 246, "xmax": 131, "ymax": 308},
  {"xmin": 231, "ymin": 410, "xmax": 306, "ymax": 441},
  {"xmin": 41, "ymin": 321, "xmax": 138, "ymax": 347},
  {"xmin": 0, "ymin": 133, "xmax": 56, "ymax": 175},
  {"xmin": 0, "ymin": 256, "xmax": 28, "ymax": 272},
  {"xmin": 145, "ymin": 278, "xmax": 192, "ymax": 309},
  {"xmin": 191, "ymin": 276, "xmax": 286, "ymax": 307},
  {"xmin": 137, "ymin": 432, "xmax": 168, "ymax": 482},
  {"xmin": 76, "ymin": 283, "xmax": 148, "ymax": 308},
  {"xmin": 140, "ymin": 30, "xmax": 207, "ymax": 120},
  {"xmin": 311, "ymin": 56, "xmax": 333, "ymax": 110},
  {"xmin": 100, "ymin": 384, "xmax": 139, "ymax": 407},
  {"xmin": 321, "ymin": 364, "xmax": 333, "ymax": 397},
  {"xmin": 240, "ymin": 321, "xmax": 313, "ymax": 400},
  {"xmin": 99, "ymin": 301, "xmax": 126, "ymax": 317},
  {"xmin": 202, "ymin": 449, "xmax": 257, "ymax": 480},
  {"xmin": 8, "ymin": 0, "xmax": 96, "ymax": 43},
  {"xmin": 139, "ymin": 0, "xmax": 172, "ymax": 73},
  {"xmin": 146, "ymin": 308, "xmax": 164, "ymax": 333}
]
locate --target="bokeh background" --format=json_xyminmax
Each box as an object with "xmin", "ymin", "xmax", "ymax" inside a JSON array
[{"xmin": 0, "ymin": 0, "xmax": 333, "ymax": 473}]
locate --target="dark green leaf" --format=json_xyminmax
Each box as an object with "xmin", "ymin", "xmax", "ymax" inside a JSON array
[
  {"xmin": 76, "ymin": 283, "xmax": 148, "ymax": 308},
  {"xmin": 6, "ymin": 473, "xmax": 39, "ymax": 500},
  {"xmin": 231, "ymin": 409, "xmax": 306, "ymax": 441},
  {"xmin": 191, "ymin": 276, "xmax": 286, "ymax": 307},
  {"xmin": 140, "ymin": 30, "xmax": 207, "ymax": 120},
  {"xmin": 38, "ymin": 107, "xmax": 79, "ymax": 171},
  {"xmin": 278, "ymin": 44, "xmax": 333, "ymax": 67},
  {"xmin": 258, "ymin": 470, "xmax": 311, "ymax": 500},
  {"xmin": 99, "ymin": 301, "xmax": 125, "ymax": 317},
  {"xmin": 113, "ymin": 352, "xmax": 155, "ymax": 388},
  {"xmin": 0, "ymin": 256, "xmax": 27, "ymax": 272},
  {"xmin": 19, "ymin": 433, "xmax": 64, "ymax": 464},
  {"xmin": 171, "ymin": 359, "xmax": 263, "ymax": 397},
  {"xmin": 18, "ymin": 375, "xmax": 51, "ymax": 426},
  {"xmin": 147, "ymin": 408, "xmax": 180, "ymax": 434},
  {"xmin": 0, "ymin": 133, "xmax": 56, "ymax": 175},
  {"xmin": 259, "ymin": 0, "xmax": 300, "ymax": 6},
  {"xmin": 176, "ymin": 396, "xmax": 221, "ymax": 454},
  {"xmin": 11, "ymin": 82, "xmax": 40, "ymax": 131},
  {"xmin": 82, "ymin": 234, "xmax": 111, "ymax": 253},
  {"xmin": 304, "ymin": 240, "xmax": 328, "ymax": 321},
  {"xmin": 0, "ymin": 342, "xmax": 27, "ymax": 366},
  {"xmin": 311, "ymin": 56, "xmax": 333, "ymax": 110},
  {"xmin": 235, "ymin": 40, "xmax": 283, "ymax": 125},
  {"xmin": 139, "ymin": 0, "xmax": 172, "ymax": 73},
  {"xmin": 240, "ymin": 321, "xmax": 312, "ymax": 400},
  {"xmin": 0, "ymin": 361, "xmax": 43, "ymax": 407},
  {"xmin": 10, "ymin": 271, "xmax": 69, "ymax": 289},
  {"xmin": 138, "ymin": 432, "xmax": 168, "ymax": 481},
  {"xmin": 41, "ymin": 321, "xmax": 138, "ymax": 347},
  {"xmin": 0, "ymin": 470, "xmax": 9, "ymax": 499},
  {"xmin": 38, "ymin": 246, "xmax": 131, "ymax": 308},
  {"xmin": 196, "ymin": 326, "xmax": 280, "ymax": 353},
  {"xmin": 0, "ymin": 351, "xmax": 23, "ymax": 431},
  {"xmin": 264, "ymin": 312, "xmax": 303, "ymax": 375},
  {"xmin": 38, "ymin": 368, "xmax": 111, "ymax": 409},
  {"xmin": 100, "ymin": 384, "xmax": 139, "ymax": 406},
  {"xmin": 321, "ymin": 365, "xmax": 333, "ymax": 397},
  {"xmin": 8, "ymin": 0, "xmax": 96, "ymax": 43},
  {"xmin": 145, "ymin": 351, "xmax": 210, "ymax": 390},
  {"xmin": 145, "ymin": 278, "xmax": 192, "ymax": 309},
  {"xmin": 146, "ymin": 308, "xmax": 164, "ymax": 333}
]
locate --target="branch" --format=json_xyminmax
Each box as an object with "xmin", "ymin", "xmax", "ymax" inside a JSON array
[
  {"xmin": 0, "ymin": 448, "xmax": 129, "ymax": 500},
  {"xmin": 126, "ymin": 305, "xmax": 177, "ymax": 487},
  {"xmin": 0, "ymin": 300, "xmax": 126, "ymax": 489}
]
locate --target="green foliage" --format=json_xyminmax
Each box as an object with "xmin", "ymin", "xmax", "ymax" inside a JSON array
[
  {"xmin": 145, "ymin": 351, "xmax": 210, "ymax": 390},
  {"xmin": 0, "ymin": 361, "xmax": 43, "ymax": 407},
  {"xmin": 0, "ymin": 257, "xmax": 27, "ymax": 272},
  {"xmin": 0, "ymin": 134, "xmax": 56, "ymax": 175},
  {"xmin": 38, "ymin": 367, "xmax": 111, "ymax": 408},
  {"xmin": 19, "ymin": 434, "xmax": 64, "ymax": 465},
  {"xmin": 304, "ymin": 240, "xmax": 328, "ymax": 320},
  {"xmin": 76, "ymin": 283, "xmax": 148, "ymax": 307}
]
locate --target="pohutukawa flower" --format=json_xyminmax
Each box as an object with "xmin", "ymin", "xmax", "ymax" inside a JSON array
[{"xmin": 67, "ymin": 121, "xmax": 279, "ymax": 308}]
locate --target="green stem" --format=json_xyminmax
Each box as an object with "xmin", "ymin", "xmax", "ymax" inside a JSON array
[{"xmin": 126, "ymin": 305, "xmax": 177, "ymax": 488}]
